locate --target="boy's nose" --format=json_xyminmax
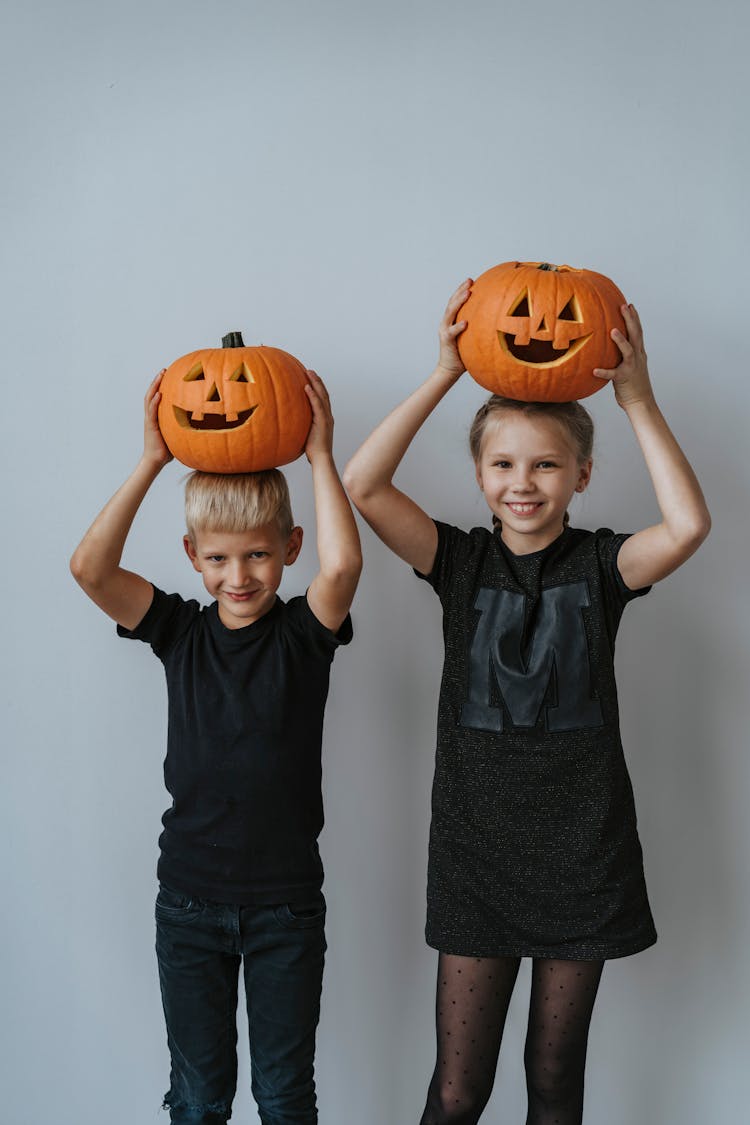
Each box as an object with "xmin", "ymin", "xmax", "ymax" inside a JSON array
[{"xmin": 229, "ymin": 563, "xmax": 250, "ymax": 587}]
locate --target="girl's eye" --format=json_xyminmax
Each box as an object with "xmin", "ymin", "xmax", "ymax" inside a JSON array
[
  {"xmin": 537, "ymin": 461, "xmax": 558, "ymax": 469},
  {"xmin": 493, "ymin": 460, "xmax": 511, "ymax": 469}
]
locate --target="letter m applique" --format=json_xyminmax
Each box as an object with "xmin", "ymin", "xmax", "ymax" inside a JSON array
[{"xmin": 460, "ymin": 583, "xmax": 603, "ymax": 734}]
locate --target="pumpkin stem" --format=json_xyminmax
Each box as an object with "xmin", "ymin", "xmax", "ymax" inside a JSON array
[
  {"xmin": 538, "ymin": 263, "xmax": 558, "ymax": 271},
  {"xmin": 222, "ymin": 331, "xmax": 245, "ymax": 348}
]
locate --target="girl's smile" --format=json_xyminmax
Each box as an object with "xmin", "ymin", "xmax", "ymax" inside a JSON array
[{"xmin": 475, "ymin": 413, "xmax": 591, "ymax": 554}]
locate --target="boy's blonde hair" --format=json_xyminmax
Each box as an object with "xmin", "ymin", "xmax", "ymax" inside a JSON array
[{"xmin": 184, "ymin": 470, "xmax": 295, "ymax": 542}]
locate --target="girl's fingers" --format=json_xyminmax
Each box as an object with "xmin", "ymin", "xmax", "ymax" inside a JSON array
[{"xmin": 592, "ymin": 368, "xmax": 615, "ymax": 381}]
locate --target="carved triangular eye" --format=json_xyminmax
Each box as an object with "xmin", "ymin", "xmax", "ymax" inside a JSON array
[
  {"xmin": 184, "ymin": 363, "xmax": 205, "ymax": 381},
  {"xmin": 510, "ymin": 292, "xmax": 530, "ymax": 317},
  {"xmin": 229, "ymin": 365, "xmax": 253, "ymax": 383},
  {"xmin": 558, "ymin": 297, "xmax": 581, "ymax": 322}
]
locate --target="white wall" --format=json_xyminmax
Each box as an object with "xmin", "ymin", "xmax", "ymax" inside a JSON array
[{"xmin": 3, "ymin": 1, "xmax": 748, "ymax": 1121}]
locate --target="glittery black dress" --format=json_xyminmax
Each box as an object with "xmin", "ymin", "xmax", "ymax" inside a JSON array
[{"xmin": 416, "ymin": 521, "xmax": 657, "ymax": 960}]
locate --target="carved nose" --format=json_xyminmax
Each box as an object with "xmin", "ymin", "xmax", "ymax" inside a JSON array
[{"xmin": 205, "ymin": 382, "xmax": 222, "ymax": 403}]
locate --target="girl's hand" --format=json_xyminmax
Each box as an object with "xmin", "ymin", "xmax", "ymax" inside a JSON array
[
  {"xmin": 593, "ymin": 304, "xmax": 655, "ymax": 410},
  {"xmin": 143, "ymin": 370, "xmax": 173, "ymax": 467},
  {"xmin": 437, "ymin": 279, "xmax": 472, "ymax": 379},
  {"xmin": 304, "ymin": 370, "xmax": 334, "ymax": 461}
]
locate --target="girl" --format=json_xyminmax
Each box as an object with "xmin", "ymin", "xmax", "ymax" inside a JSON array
[{"xmin": 343, "ymin": 280, "xmax": 710, "ymax": 1125}]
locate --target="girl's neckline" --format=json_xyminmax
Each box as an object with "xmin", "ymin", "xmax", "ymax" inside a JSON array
[{"xmin": 493, "ymin": 524, "xmax": 571, "ymax": 560}]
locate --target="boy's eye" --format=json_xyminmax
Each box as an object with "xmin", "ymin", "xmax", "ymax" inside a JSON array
[
  {"xmin": 248, "ymin": 551, "xmax": 268, "ymax": 559},
  {"xmin": 493, "ymin": 460, "xmax": 512, "ymax": 469},
  {"xmin": 207, "ymin": 555, "xmax": 225, "ymax": 563}
]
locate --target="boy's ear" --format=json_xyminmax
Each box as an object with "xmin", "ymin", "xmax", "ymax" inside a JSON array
[
  {"xmin": 575, "ymin": 458, "xmax": 593, "ymax": 493},
  {"xmin": 285, "ymin": 526, "xmax": 303, "ymax": 565},
  {"xmin": 183, "ymin": 535, "xmax": 202, "ymax": 572}
]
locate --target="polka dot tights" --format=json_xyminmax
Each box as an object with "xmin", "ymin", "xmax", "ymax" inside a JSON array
[{"xmin": 419, "ymin": 954, "xmax": 604, "ymax": 1125}]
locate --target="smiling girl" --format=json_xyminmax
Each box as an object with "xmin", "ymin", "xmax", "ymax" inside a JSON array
[{"xmin": 344, "ymin": 279, "xmax": 710, "ymax": 1125}]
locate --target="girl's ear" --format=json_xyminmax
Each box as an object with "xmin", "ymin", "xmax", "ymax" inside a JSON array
[
  {"xmin": 475, "ymin": 462, "xmax": 484, "ymax": 491},
  {"xmin": 575, "ymin": 458, "xmax": 593, "ymax": 493}
]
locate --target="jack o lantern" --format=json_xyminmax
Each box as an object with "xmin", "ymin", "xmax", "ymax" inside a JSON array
[
  {"xmin": 457, "ymin": 261, "xmax": 627, "ymax": 401},
  {"xmin": 158, "ymin": 332, "xmax": 312, "ymax": 473}
]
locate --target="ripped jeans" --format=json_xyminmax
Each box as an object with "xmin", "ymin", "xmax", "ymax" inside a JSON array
[{"xmin": 155, "ymin": 884, "xmax": 326, "ymax": 1125}]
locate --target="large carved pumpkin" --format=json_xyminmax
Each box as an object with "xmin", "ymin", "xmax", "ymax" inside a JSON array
[
  {"xmin": 158, "ymin": 332, "xmax": 312, "ymax": 472},
  {"xmin": 457, "ymin": 261, "xmax": 627, "ymax": 401}
]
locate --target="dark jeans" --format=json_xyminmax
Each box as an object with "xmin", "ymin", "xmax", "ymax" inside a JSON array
[{"xmin": 155, "ymin": 884, "xmax": 327, "ymax": 1125}]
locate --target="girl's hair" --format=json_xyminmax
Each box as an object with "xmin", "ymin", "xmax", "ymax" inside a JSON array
[
  {"xmin": 469, "ymin": 395, "xmax": 595, "ymax": 464},
  {"xmin": 469, "ymin": 396, "xmax": 595, "ymax": 528},
  {"xmin": 184, "ymin": 469, "xmax": 294, "ymax": 542}
]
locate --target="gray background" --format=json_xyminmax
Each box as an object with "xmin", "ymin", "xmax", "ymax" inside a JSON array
[{"xmin": 2, "ymin": 1, "xmax": 747, "ymax": 1121}]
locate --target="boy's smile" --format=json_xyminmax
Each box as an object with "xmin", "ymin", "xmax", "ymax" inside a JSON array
[{"xmin": 184, "ymin": 522, "xmax": 303, "ymax": 629}]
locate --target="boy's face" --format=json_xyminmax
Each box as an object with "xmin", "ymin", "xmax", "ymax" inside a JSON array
[{"xmin": 184, "ymin": 522, "xmax": 303, "ymax": 630}]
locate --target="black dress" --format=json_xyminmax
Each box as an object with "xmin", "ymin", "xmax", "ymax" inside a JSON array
[{"xmin": 416, "ymin": 522, "xmax": 657, "ymax": 960}]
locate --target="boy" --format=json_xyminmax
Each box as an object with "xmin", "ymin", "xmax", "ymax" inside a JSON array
[{"xmin": 70, "ymin": 368, "xmax": 361, "ymax": 1125}]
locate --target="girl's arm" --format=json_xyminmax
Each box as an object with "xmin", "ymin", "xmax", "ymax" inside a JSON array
[
  {"xmin": 303, "ymin": 372, "xmax": 363, "ymax": 633},
  {"xmin": 343, "ymin": 280, "xmax": 471, "ymax": 576},
  {"xmin": 69, "ymin": 371, "xmax": 172, "ymax": 629},
  {"xmin": 593, "ymin": 305, "xmax": 711, "ymax": 590}
]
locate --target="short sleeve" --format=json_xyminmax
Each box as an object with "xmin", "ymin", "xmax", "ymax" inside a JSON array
[
  {"xmin": 116, "ymin": 586, "xmax": 201, "ymax": 660},
  {"xmin": 414, "ymin": 520, "xmax": 476, "ymax": 599},
  {"xmin": 595, "ymin": 530, "xmax": 651, "ymax": 612},
  {"xmin": 285, "ymin": 595, "xmax": 353, "ymax": 660}
]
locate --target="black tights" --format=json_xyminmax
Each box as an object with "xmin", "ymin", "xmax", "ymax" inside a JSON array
[{"xmin": 420, "ymin": 954, "xmax": 604, "ymax": 1125}]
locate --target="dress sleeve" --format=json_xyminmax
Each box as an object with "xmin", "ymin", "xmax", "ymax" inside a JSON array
[
  {"xmin": 414, "ymin": 520, "xmax": 476, "ymax": 600},
  {"xmin": 595, "ymin": 530, "xmax": 652, "ymax": 613},
  {"xmin": 116, "ymin": 586, "xmax": 201, "ymax": 660}
]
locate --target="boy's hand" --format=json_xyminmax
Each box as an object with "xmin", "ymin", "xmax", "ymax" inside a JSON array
[
  {"xmin": 304, "ymin": 370, "xmax": 334, "ymax": 461},
  {"xmin": 144, "ymin": 370, "xmax": 174, "ymax": 467},
  {"xmin": 593, "ymin": 304, "xmax": 655, "ymax": 411},
  {"xmin": 437, "ymin": 278, "xmax": 472, "ymax": 379}
]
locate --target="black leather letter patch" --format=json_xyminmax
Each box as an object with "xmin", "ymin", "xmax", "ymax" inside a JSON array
[{"xmin": 460, "ymin": 583, "xmax": 603, "ymax": 734}]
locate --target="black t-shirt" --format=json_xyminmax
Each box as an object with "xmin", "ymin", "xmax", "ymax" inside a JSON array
[
  {"xmin": 415, "ymin": 521, "xmax": 657, "ymax": 959},
  {"xmin": 119, "ymin": 587, "xmax": 352, "ymax": 904}
]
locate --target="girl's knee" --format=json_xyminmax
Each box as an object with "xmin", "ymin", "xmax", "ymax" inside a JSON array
[
  {"xmin": 421, "ymin": 1077, "xmax": 490, "ymax": 1124},
  {"xmin": 524, "ymin": 1046, "xmax": 581, "ymax": 1109}
]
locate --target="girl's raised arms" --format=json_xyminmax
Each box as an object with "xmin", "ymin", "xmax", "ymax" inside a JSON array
[
  {"xmin": 593, "ymin": 305, "xmax": 711, "ymax": 590},
  {"xmin": 343, "ymin": 280, "xmax": 472, "ymax": 576}
]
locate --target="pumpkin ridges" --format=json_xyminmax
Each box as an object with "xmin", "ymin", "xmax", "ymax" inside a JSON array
[
  {"xmin": 158, "ymin": 339, "xmax": 312, "ymax": 472},
  {"xmin": 457, "ymin": 261, "xmax": 627, "ymax": 402}
]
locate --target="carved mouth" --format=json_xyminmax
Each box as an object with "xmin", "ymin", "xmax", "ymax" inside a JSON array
[
  {"xmin": 497, "ymin": 332, "xmax": 591, "ymax": 368},
  {"xmin": 173, "ymin": 406, "xmax": 258, "ymax": 431}
]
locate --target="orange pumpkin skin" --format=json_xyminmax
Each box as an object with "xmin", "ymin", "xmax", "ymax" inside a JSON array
[
  {"xmin": 457, "ymin": 261, "xmax": 628, "ymax": 401},
  {"xmin": 158, "ymin": 334, "xmax": 312, "ymax": 473}
]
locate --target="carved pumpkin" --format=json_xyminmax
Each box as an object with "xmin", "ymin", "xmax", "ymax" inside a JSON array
[
  {"xmin": 457, "ymin": 261, "xmax": 627, "ymax": 401},
  {"xmin": 158, "ymin": 332, "xmax": 312, "ymax": 472}
]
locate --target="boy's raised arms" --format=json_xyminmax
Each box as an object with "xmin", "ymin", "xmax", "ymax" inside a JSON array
[
  {"xmin": 302, "ymin": 371, "xmax": 363, "ymax": 633},
  {"xmin": 592, "ymin": 305, "xmax": 711, "ymax": 590},
  {"xmin": 69, "ymin": 372, "xmax": 170, "ymax": 630},
  {"xmin": 343, "ymin": 281, "xmax": 471, "ymax": 577}
]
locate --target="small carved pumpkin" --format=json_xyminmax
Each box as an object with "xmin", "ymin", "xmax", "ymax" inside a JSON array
[
  {"xmin": 158, "ymin": 332, "xmax": 312, "ymax": 473},
  {"xmin": 457, "ymin": 261, "xmax": 627, "ymax": 401}
]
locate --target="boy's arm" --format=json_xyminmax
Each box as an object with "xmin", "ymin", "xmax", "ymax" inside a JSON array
[
  {"xmin": 593, "ymin": 305, "xmax": 711, "ymax": 590},
  {"xmin": 304, "ymin": 372, "xmax": 363, "ymax": 634},
  {"xmin": 69, "ymin": 372, "xmax": 172, "ymax": 630},
  {"xmin": 342, "ymin": 280, "xmax": 471, "ymax": 576}
]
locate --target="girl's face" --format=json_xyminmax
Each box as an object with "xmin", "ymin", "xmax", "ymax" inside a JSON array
[{"xmin": 474, "ymin": 412, "xmax": 591, "ymax": 555}]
